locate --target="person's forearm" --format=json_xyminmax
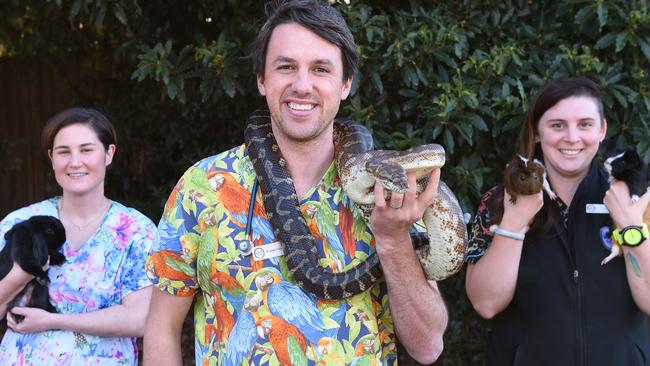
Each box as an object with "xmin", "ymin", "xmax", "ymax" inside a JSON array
[
  {"xmin": 50, "ymin": 286, "xmax": 152, "ymax": 337},
  {"xmin": 143, "ymin": 331, "xmax": 184, "ymax": 366},
  {"xmin": 622, "ymin": 241, "xmax": 650, "ymax": 314},
  {"xmin": 465, "ymin": 234, "xmax": 523, "ymax": 319},
  {"xmin": 50, "ymin": 304, "xmax": 146, "ymax": 337},
  {"xmin": 143, "ymin": 288, "xmax": 192, "ymax": 366},
  {"xmin": 603, "ymin": 183, "xmax": 650, "ymax": 313},
  {"xmin": 377, "ymin": 233, "xmax": 447, "ymax": 365}
]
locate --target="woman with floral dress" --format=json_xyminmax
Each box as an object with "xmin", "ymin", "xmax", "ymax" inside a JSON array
[{"xmin": 0, "ymin": 107, "xmax": 158, "ymax": 365}]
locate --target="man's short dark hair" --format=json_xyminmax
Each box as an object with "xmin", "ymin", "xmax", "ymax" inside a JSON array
[{"xmin": 251, "ymin": 0, "xmax": 358, "ymax": 81}]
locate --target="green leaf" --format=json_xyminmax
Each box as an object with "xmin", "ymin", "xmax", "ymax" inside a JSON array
[
  {"xmin": 469, "ymin": 114, "xmax": 488, "ymax": 131},
  {"xmin": 638, "ymin": 38, "xmax": 650, "ymax": 63},
  {"xmin": 610, "ymin": 88, "xmax": 627, "ymax": 108},
  {"xmin": 597, "ymin": 3, "xmax": 608, "ymax": 27},
  {"xmin": 366, "ymin": 26, "xmax": 374, "ymax": 43},
  {"xmin": 574, "ymin": 4, "xmax": 596, "ymax": 26},
  {"xmin": 595, "ymin": 33, "xmax": 616, "ymax": 49},
  {"xmin": 113, "ymin": 3, "xmax": 128, "ymax": 25},
  {"xmin": 167, "ymin": 83, "xmax": 178, "ymax": 100},
  {"xmin": 615, "ymin": 32, "xmax": 628, "ymax": 53},
  {"xmin": 443, "ymin": 128, "xmax": 455, "ymax": 154},
  {"xmin": 69, "ymin": 0, "xmax": 82, "ymax": 20},
  {"xmin": 221, "ymin": 78, "xmax": 236, "ymax": 98},
  {"xmin": 443, "ymin": 99, "xmax": 457, "ymax": 114},
  {"xmin": 398, "ymin": 89, "xmax": 418, "ymax": 97},
  {"xmin": 455, "ymin": 122, "xmax": 473, "ymax": 144},
  {"xmin": 432, "ymin": 124, "xmax": 444, "ymax": 139},
  {"xmin": 462, "ymin": 95, "xmax": 479, "ymax": 109},
  {"xmin": 370, "ymin": 72, "xmax": 383, "ymax": 94},
  {"xmin": 95, "ymin": 2, "xmax": 107, "ymax": 27}
]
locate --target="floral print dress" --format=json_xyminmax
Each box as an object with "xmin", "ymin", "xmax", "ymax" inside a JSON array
[{"xmin": 0, "ymin": 197, "xmax": 158, "ymax": 366}]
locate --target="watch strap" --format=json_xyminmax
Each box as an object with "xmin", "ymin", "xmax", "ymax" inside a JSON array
[
  {"xmin": 613, "ymin": 223, "xmax": 649, "ymax": 246},
  {"xmin": 612, "ymin": 228, "xmax": 623, "ymax": 245}
]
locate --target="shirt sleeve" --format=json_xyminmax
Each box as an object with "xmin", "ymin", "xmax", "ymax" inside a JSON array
[
  {"xmin": 119, "ymin": 212, "xmax": 158, "ymax": 298},
  {"xmin": 146, "ymin": 168, "xmax": 202, "ymax": 297},
  {"xmin": 465, "ymin": 186, "xmax": 499, "ymax": 264},
  {"xmin": 0, "ymin": 208, "xmax": 35, "ymax": 251}
]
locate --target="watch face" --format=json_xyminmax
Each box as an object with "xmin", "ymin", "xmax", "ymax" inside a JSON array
[{"xmin": 623, "ymin": 227, "xmax": 643, "ymax": 246}]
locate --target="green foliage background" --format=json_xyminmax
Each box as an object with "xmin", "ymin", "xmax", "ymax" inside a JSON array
[{"xmin": 2, "ymin": 0, "xmax": 650, "ymax": 364}]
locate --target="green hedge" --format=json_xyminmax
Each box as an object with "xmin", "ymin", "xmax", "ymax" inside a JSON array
[{"xmin": 2, "ymin": 1, "xmax": 650, "ymax": 364}]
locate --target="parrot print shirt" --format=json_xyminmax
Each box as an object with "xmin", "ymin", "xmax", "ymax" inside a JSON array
[
  {"xmin": 0, "ymin": 198, "xmax": 157, "ymax": 366},
  {"xmin": 147, "ymin": 144, "xmax": 398, "ymax": 366}
]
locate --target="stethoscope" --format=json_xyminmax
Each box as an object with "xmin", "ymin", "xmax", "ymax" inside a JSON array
[{"xmin": 237, "ymin": 179, "xmax": 259, "ymax": 256}]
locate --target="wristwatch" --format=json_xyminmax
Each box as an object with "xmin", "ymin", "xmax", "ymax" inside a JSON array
[{"xmin": 612, "ymin": 223, "xmax": 650, "ymax": 247}]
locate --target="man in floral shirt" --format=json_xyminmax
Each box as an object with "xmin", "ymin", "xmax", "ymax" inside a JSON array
[{"xmin": 143, "ymin": 1, "xmax": 448, "ymax": 365}]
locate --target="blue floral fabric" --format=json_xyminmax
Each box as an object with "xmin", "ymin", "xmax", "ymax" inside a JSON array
[{"xmin": 0, "ymin": 198, "xmax": 158, "ymax": 366}]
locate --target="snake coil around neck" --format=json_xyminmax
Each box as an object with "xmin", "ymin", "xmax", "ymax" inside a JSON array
[{"xmin": 244, "ymin": 110, "xmax": 382, "ymax": 299}]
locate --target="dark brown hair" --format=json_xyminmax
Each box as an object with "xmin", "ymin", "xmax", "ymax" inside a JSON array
[
  {"xmin": 41, "ymin": 107, "xmax": 117, "ymax": 153},
  {"xmin": 250, "ymin": 0, "xmax": 358, "ymax": 81}
]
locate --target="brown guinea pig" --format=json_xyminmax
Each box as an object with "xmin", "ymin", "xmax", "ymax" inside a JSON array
[{"xmin": 488, "ymin": 155, "xmax": 557, "ymax": 226}]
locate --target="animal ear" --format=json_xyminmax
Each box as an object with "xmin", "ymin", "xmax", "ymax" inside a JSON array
[
  {"xmin": 4, "ymin": 226, "xmax": 15, "ymax": 241},
  {"xmin": 7, "ymin": 225, "xmax": 45, "ymax": 276},
  {"xmin": 31, "ymin": 230, "xmax": 49, "ymax": 267}
]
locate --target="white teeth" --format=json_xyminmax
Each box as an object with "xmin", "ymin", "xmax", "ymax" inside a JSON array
[
  {"xmin": 560, "ymin": 149, "xmax": 580, "ymax": 155},
  {"xmin": 288, "ymin": 102, "xmax": 315, "ymax": 111},
  {"xmin": 68, "ymin": 173, "xmax": 87, "ymax": 177}
]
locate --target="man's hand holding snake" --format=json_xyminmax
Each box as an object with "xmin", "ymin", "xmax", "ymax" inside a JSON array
[{"xmin": 370, "ymin": 168, "xmax": 440, "ymax": 254}]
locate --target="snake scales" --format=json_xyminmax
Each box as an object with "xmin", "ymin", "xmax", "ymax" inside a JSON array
[{"xmin": 245, "ymin": 110, "xmax": 467, "ymax": 299}]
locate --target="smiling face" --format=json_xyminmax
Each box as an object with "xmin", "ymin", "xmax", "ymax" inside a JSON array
[
  {"xmin": 48, "ymin": 123, "xmax": 115, "ymax": 197},
  {"xmin": 536, "ymin": 96, "xmax": 606, "ymax": 182},
  {"xmin": 257, "ymin": 22, "xmax": 352, "ymax": 146}
]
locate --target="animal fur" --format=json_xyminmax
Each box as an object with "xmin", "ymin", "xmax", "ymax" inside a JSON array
[
  {"xmin": 0, "ymin": 216, "xmax": 66, "ymax": 323},
  {"xmin": 601, "ymin": 150, "xmax": 650, "ymax": 265},
  {"xmin": 489, "ymin": 155, "xmax": 556, "ymax": 226},
  {"xmin": 604, "ymin": 149, "xmax": 650, "ymax": 202},
  {"xmin": 505, "ymin": 155, "xmax": 556, "ymax": 204}
]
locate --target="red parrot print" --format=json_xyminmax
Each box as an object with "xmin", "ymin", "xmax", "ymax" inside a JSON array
[{"xmin": 259, "ymin": 315, "xmax": 308, "ymax": 366}]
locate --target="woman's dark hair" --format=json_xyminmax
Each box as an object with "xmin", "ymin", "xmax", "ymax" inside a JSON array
[
  {"xmin": 41, "ymin": 107, "xmax": 117, "ymax": 153},
  {"xmin": 250, "ymin": 0, "xmax": 358, "ymax": 81},
  {"xmin": 516, "ymin": 77, "xmax": 604, "ymax": 238},
  {"xmin": 518, "ymin": 77, "xmax": 604, "ymax": 159}
]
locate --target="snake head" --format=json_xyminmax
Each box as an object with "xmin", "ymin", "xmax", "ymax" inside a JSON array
[{"xmin": 365, "ymin": 160, "xmax": 408, "ymax": 193}]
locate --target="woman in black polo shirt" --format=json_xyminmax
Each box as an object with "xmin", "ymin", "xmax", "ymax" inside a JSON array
[{"xmin": 465, "ymin": 76, "xmax": 650, "ymax": 366}]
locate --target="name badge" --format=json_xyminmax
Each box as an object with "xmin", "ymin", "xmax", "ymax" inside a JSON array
[
  {"xmin": 586, "ymin": 203, "xmax": 609, "ymax": 214},
  {"xmin": 252, "ymin": 241, "xmax": 285, "ymax": 261}
]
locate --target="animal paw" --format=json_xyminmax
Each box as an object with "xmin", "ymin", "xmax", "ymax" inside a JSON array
[
  {"xmin": 601, "ymin": 244, "xmax": 621, "ymax": 265},
  {"xmin": 601, "ymin": 231, "xmax": 621, "ymax": 265},
  {"xmin": 542, "ymin": 176, "xmax": 557, "ymax": 201}
]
